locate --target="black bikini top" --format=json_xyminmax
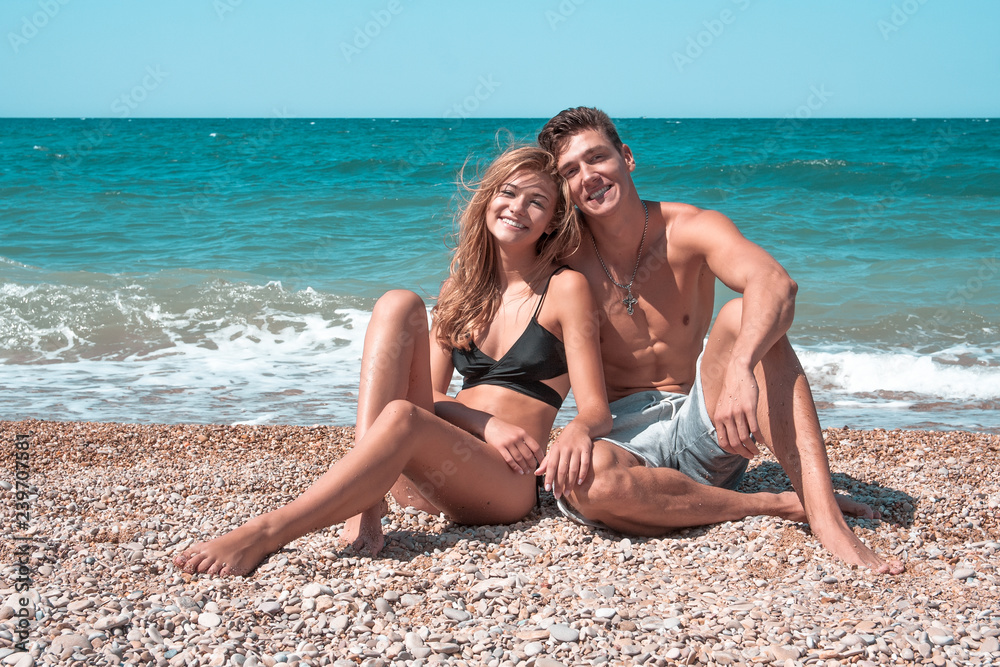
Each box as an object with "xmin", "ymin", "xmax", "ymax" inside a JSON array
[{"xmin": 451, "ymin": 267, "xmax": 569, "ymax": 409}]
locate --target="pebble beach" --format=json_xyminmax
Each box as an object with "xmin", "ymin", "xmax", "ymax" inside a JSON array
[{"xmin": 2, "ymin": 419, "xmax": 998, "ymax": 667}]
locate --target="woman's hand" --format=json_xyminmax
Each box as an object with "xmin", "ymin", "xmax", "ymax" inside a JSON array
[
  {"xmin": 483, "ymin": 417, "xmax": 543, "ymax": 475},
  {"xmin": 535, "ymin": 422, "xmax": 593, "ymax": 500}
]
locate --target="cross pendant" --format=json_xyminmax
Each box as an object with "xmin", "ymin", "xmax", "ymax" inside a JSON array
[{"xmin": 622, "ymin": 291, "xmax": 637, "ymax": 316}]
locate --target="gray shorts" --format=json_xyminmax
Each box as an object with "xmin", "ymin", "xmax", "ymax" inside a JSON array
[{"xmin": 557, "ymin": 355, "xmax": 748, "ymax": 527}]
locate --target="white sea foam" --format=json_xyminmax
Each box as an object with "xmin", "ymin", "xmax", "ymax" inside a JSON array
[
  {"xmin": 1, "ymin": 288, "xmax": 586, "ymax": 427},
  {"xmin": 0, "ymin": 257, "xmax": 34, "ymax": 269},
  {"xmin": 798, "ymin": 346, "xmax": 1000, "ymax": 401},
  {"xmin": 3, "ymin": 306, "xmax": 374, "ymax": 425},
  {"xmin": 3, "ymin": 288, "xmax": 995, "ymax": 429},
  {"xmin": 3, "ymin": 270, "xmax": 995, "ymax": 430}
]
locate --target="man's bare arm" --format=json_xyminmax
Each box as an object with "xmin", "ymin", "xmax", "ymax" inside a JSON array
[{"xmin": 672, "ymin": 207, "xmax": 798, "ymax": 455}]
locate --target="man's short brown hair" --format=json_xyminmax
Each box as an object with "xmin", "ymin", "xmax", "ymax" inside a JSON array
[{"xmin": 538, "ymin": 107, "xmax": 624, "ymax": 158}]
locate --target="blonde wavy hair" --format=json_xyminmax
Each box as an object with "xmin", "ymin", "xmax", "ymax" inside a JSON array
[{"xmin": 434, "ymin": 145, "xmax": 580, "ymax": 350}]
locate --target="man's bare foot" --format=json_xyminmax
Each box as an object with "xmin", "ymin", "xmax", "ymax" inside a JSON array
[
  {"xmin": 834, "ymin": 493, "xmax": 881, "ymax": 521},
  {"xmin": 339, "ymin": 498, "xmax": 389, "ymax": 556},
  {"xmin": 814, "ymin": 522, "xmax": 906, "ymax": 575},
  {"xmin": 778, "ymin": 491, "xmax": 881, "ymax": 523},
  {"xmin": 770, "ymin": 491, "xmax": 904, "ymax": 574},
  {"xmin": 173, "ymin": 515, "xmax": 281, "ymax": 577}
]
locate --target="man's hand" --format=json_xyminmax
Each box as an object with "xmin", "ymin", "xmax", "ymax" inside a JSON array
[
  {"xmin": 483, "ymin": 417, "xmax": 543, "ymax": 475},
  {"xmin": 713, "ymin": 363, "xmax": 763, "ymax": 458},
  {"xmin": 535, "ymin": 422, "xmax": 593, "ymax": 499}
]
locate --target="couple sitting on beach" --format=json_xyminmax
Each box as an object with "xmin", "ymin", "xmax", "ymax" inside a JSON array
[{"xmin": 176, "ymin": 108, "xmax": 904, "ymax": 577}]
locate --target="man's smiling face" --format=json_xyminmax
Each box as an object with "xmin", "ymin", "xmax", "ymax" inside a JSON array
[{"xmin": 555, "ymin": 128, "xmax": 636, "ymax": 219}]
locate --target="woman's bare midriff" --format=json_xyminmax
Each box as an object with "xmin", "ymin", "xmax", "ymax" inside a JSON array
[{"xmin": 453, "ymin": 384, "xmax": 562, "ymax": 445}]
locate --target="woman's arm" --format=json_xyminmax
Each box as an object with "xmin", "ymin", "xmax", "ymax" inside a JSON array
[
  {"xmin": 429, "ymin": 320, "xmax": 544, "ymax": 475},
  {"xmin": 535, "ymin": 270, "xmax": 611, "ymax": 499}
]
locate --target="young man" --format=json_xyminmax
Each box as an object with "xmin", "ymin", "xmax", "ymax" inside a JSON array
[{"xmin": 538, "ymin": 107, "xmax": 903, "ymax": 574}]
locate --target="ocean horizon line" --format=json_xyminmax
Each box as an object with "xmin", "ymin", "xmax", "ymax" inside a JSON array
[{"xmin": 2, "ymin": 115, "xmax": 996, "ymax": 122}]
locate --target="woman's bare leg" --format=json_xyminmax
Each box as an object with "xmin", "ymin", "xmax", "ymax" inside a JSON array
[
  {"xmin": 342, "ymin": 290, "xmax": 438, "ymax": 553},
  {"xmin": 174, "ymin": 401, "xmax": 536, "ymax": 576},
  {"xmin": 355, "ymin": 290, "xmax": 435, "ymax": 435}
]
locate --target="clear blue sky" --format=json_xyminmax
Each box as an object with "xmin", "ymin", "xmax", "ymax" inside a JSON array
[{"xmin": 3, "ymin": 0, "xmax": 998, "ymax": 118}]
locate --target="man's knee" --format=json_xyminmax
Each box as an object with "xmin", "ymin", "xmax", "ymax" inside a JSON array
[
  {"xmin": 701, "ymin": 299, "xmax": 742, "ymax": 384},
  {"xmin": 712, "ymin": 298, "xmax": 795, "ymax": 366},
  {"xmin": 567, "ymin": 442, "xmax": 638, "ymax": 516},
  {"xmin": 714, "ymin": 298, "xmax": 743, "ymax": 337}
]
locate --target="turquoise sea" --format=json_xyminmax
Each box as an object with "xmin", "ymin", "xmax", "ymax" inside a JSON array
[{"xmin": 1, "ymin": 117, "xmax": 998, "ymax": 432}]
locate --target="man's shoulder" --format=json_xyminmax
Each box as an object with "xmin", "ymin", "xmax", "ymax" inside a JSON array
[
  {"xmin": 654, "ymin": 200, "xmax": 730, "ymax": 226},
  {"xmin": 653, "ymin": 201, "xmax": 736, "ymax": 248}
]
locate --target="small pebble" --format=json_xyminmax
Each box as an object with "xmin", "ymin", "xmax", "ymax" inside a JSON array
[
  {"xmin": 442, "ymin": 607, "xmax": 470, "ymax": 622},
  {"xmin": 524, "ymin": 642, "xmax": 544, "ymax": 656},
  {"xmin": 198, "ymin": 612, "xmax": 222, "ymax": 628},
  {"xmin": 548, "ymin": 624, "xmax": 579, "ymax": 643},
  {"xmin": 67, "ymin": 599, "xmax": 95, "ymax": 612},
  {"xmin": 518, "ymin": 542, "xmax": 543, "ymax": 556},
  {"xmin": 258, "ymin": 602, "xmax": 282, "ymax": 616}
]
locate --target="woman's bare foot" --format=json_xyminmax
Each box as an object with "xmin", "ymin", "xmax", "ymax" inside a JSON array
[
  {"xmin": 339, "ymin": 498, "xmax": 389, "ymax": 556},
  {"xmin": 173, "ymin": 515, "xmax": 282, "ymax": 577}
]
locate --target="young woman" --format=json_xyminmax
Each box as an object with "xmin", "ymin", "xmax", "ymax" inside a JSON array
[{"xmin": 174, "ymin": 146, "xmax": 610, "ymax": 576}]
